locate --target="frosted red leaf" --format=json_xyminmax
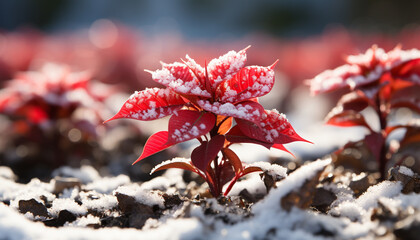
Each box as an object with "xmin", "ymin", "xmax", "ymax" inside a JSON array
[
  {"xmin": 149, "ymin": 62, "xmax": 211, "ymax": 98},
  {"xmin": 105, "ymin": 88, "xmax": 186, "ymax": 122},
  {"xmin": 197, "ymin": 99, "xmax": 264, "ymax": 123},
  {"xmin": 237, "ymin": 110, "xmax": 310, "ymax": 144},
  {"xmin": 206, "ymin": 46, "xmax": 249, "ymax": 89},
  {"xmin": 310, "ymin": 45, "xmax": 420, "ymax": 95},
  {"xmin": 167, "ymin": 110, "xmax": 215, "ymax": 144},
  {"xmin": 216, "ymin": 65, "xmax": 276, "ymax": 103},
  {"xmin": 133, "ymin": 131, "xmax": 174, "ymax": 164}
]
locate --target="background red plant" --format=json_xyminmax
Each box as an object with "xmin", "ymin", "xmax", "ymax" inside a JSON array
[{"xmin": 309, "ymin": 45, "xmax": 420, "ymax": 178}]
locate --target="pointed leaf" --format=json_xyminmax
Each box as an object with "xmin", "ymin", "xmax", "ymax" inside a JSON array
[
  {"xmin": 167, "ymin": 110, "xmax": 215, "ymax": 144},
  {"xmin": 197, "ymin": 99, "xmax": 264, "ymax": 123},
  {"xmin": 216, "ymin": 65, "xmax": 276, "ymax": 103},
  {"xmin": 133, "ymin": 131, "xmax": 174, "ymax": 164},
  {"xmin": 325, "ymin": 108, "xmax": 373, "ymax": 131},
  {"xmin": 225, "ymin": 125, "xmax": 273, "ymax": 149},
  {"xmin": 222, "ymin": 148, "xmax": 243, "ymax": 173},
  {"xmin": 105, "ymin": 88, "xmax": 185, "ymax": 122},
  {"xmin": 207, "ymin": 46, "xmax": 249, "ymax": 88},
  {"xmin": 149, "ymin": 62, "xmax": 210, "ymax": 98},
  {"xmin": 150, "ymin": 158, "xmax": 198, "ymax": 174},
  {"xmin": 236, "ymin": 110, "xmax": 311, "ymax": 144},
  {"xmin": 272, "ymin": 144, "xmax": 295, "ymax": 157},
  {"xmin": 191, "ymin": 135, "xmax": 225, "ymax": 172}
]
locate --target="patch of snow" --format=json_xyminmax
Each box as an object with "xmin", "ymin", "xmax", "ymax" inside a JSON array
[
  {"xmin": 49, "ymin": 198, "xmax": 87, "ymax": 217},
  {"xmin": 398, "ymin": 166, "xmax": 414, "ymax": 177},
  {"xmin": 85, "ymin": 174, "xmax": 130, "ymax": 194},
  {"xmin": 53, "ymin": 165, "xmax": 101, "ymax": 184},
  {"xmin": 0, "ymin": 166, "xmax": 16, "ymax": 180},
  {"xmin": 66, "ymin": 215, "xmax": 101, "ymax": 227}
]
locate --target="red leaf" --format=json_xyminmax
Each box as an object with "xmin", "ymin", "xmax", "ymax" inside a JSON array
[
  {"xmin": 149, "ymin": 62, "xmax": 211, "ymax": 98},
  {"xmin": 236, "ymin": 110, "xmax": 311, "ymax": 144},
  {"xmin": 207, "ymin": 46, "xmax": 249, "ymax": 88},
  {"xmin": 218, "ymin": 161, "xmax": 236, "ymax": 188},
  {"xmin": 391, "ymin": 58, "xmax": 420, "ymax": 79},
  {"xmin": 325, "ymin": 108, "xmax": 372, "ymax": 131},
  {"xmin": 191, "ymin": 135, "xmax": 225, "ymax": 172},
  {"xmin": 390, "ymin": 85, "xmax": 420, "ymax": 114},
  {"xmin": 197, "ymin": 99, "xmax": 264, "ymax": 123},
  {"xmin": 133, "ymin": 131, "xmax": 173, "ymax": 164},
  {"xmin": 216, "ymin": 65, "xmax": 276, "ymax": 103},
  {"xmin": 222, "ymin": 148, "xmax": 243, "ymax": 174},
  {"xmin": 225, "ymin": 125, "xmax": 273, "ymax": 149},
  {"xmin": 400, "ymin": 126, "xmax": 420, "ymax": 147},
  {"xmin": 150, "ymin": 158, "xmax": 198, "ymax": 174},
  {"xmin": 241, "ymin": 166, "xmax": 264, "ymax": 176},
  {"xmin": 272, "ymin": 144, "xmax": 295, "ymax": 157},
  {"xmin": 105, "ymin": 88, "xmax": 186, "ymax": 122},
  {"xmin": 338, "ymin": 91, "xmax": 370, "ymax": 112},
  {"xmin": 364, "ymin": 132, "xmax": 385, "ymax": 163},
  {"xmin": 167, "ymin": 110, "xmax": 215, "ymax": 144}
]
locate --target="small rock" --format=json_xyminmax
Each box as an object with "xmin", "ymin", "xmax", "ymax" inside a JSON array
[
  {"xmin": 43, "ymin": 210, "xmax": 77, "ymax": 227},
  {"xmin": 115, "ymin": 193, "xmax": 160, "ymax": 229},
  {"xmin": 311, "ymin": 187, "xmax": 337, "ymax": 213},
  {"xmin": 349, "ymin": 173, "xmax": 370, "ymax": 197},
  {"xmin": 162, "ymin": 193, "xmax": 183, "ymax": 209},
  {"xmin": 281, "ymin": 165, "xmax": 326, "ymax": 211},
  {"xmin": 389, "ymin": 166, "xmax": 420, "ymax": 194},
  {"xmin": 19, "ymin": 199, "xmax": 48, "ymax": 217},
  {"xmin": 53, "ymin": 177, "xmax": 81, "ymax": 194}
]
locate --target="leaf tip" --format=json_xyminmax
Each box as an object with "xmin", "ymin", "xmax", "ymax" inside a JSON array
[{"xmin": 269, "ymin": 59, "xmax": 279, "ymax": 70}]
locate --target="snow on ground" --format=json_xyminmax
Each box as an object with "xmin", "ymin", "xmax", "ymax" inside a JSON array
[{"xmin": 1, "ymin": 157, "xmax": 420, "ymax": 240}]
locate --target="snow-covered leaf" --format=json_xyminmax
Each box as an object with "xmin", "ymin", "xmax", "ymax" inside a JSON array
[
  {"xmin": 167, "ymin": 110, "xmax": 215, "ymax": 144},
  {"xmin": 105, "ymin": 88, "xmax": 186, "ymax": 122},
  {"xmin": 237, "ymin": 110, "xmax": 310, "ymax": 144},
  {"xmin": 191, "ymin": 135, "xmax": 225, "ymax": 172},
  {"xmin": 206, "ymin": 46, "xmax": 249, "ymax": 88},
  {"xmin": 133, "ymin": 131, "xmax": 173, "ymax": 164},
  {"xmin": 197, "ymin": 99, "xmax": 264, "ymax": 123},
  {"xmin": 216, "ymin": 64, "xmax": 276, "ymax": 103},
  {"xmin": 149, "ymin": 62, "xmax": 211, "ymax": 98}
]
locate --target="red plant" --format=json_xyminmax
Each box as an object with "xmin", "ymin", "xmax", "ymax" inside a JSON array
[
  {"xmin": 106, "ymin": 47, "xmax": 310, "ymax": 197},
  {"xmin": 309, "ymin": 45, "xmax": 420, "ymax": 177},
  {"xmin": 0, "ymin": 63, "xmax": 113, "ymax": 173}
]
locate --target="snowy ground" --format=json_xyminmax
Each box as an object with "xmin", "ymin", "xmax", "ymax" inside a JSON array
[{"xmin": 1, "ymin": 156, "xmax": 420, "ymax": 240}]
